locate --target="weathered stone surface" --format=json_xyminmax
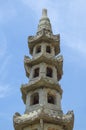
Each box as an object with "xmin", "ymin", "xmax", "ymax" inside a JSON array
[
  {"xmin": 37, "ymin": 9, "xmax": 52, "ymax": 34},
  {"xmin": 28, "ymin": 32, "xmax": 60, "ymax": 55},
  {"xmin": 24, "ymin": 54, "xmax": 63, "ymax": 81},
  {"xmin": 21, "ymin": 78, "xmax": 63, "ymax": 104},
  {"xmin": 13, "ymin": 9, "xmax": 74, "ymax": 130},
  {"xmin": 13, "ymin": 108, "xmax": 74, "ymax": 130}
]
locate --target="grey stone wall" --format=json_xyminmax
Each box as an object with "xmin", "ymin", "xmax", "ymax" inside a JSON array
[
  {"xmin": 25, "ymin": 88, "xmax": 62, "ymax": 113},
  {"xmin": 29, "ymin": 63, "xmax": 58, "ymax": 83}
]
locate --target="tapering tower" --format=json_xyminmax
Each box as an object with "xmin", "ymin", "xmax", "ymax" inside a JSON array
[{"xmin": 13, "ymin": 9, "xmax": 74, "ymax": 130}]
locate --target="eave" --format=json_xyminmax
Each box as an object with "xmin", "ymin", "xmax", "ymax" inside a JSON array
[
  {"xmin": 21, "ymin": 77, "xmax": 63, "ymax": 104},
  {"xmin": 13, "ymin": 109, "xmax": 74, "ymax": 130},
  {"xmin": 28, "ymin": 29, "xmax": 60, "ymax": 55},
  {"xmin": 24, "ymin": 55, "xmax": 63, "ymax": 81}
]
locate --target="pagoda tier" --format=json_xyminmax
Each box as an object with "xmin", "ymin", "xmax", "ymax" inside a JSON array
[
  {"xmin": 28, "ymin": 31, "xmax": 60, "ymax": 55},
  {"xmin": 21, "ymin": 78, "xmax": 62, "ymax": 104},
  {"xmin": 13, "ymin": 109, "xmax": 74, "ymax": 130},
  {"xmin": 24, "ymin": 54, "xmax": 63, "ymax": 81}
]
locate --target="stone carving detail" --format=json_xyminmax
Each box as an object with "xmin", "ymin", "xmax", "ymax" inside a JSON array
[{"xmin": 13, "ymin": 9, "xmax": 74, "ymax": 130}]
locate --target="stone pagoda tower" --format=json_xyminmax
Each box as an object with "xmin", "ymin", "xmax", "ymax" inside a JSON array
[{"xmin": 13, "ymin": 9, "xmax": 74, "ymax": 130}]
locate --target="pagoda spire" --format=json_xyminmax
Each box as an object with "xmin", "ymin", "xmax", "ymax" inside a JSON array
[
  {"xmin": 42, "ymin": 8, "xmax": 47, "ymax": 17},
  {"xmin": 37, "ymin": 9, "xmax": 52, "ymax": 34}
]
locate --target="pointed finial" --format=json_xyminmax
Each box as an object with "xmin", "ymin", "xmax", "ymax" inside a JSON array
[
  {"xmin": 42, "ymin": 9, "xmax": 47, "ymax": 18},
  {"xmin": 37, "ymin": 9, "xmax": 52, "ymax": 34}
]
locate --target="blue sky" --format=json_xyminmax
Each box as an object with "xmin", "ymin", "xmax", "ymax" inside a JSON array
[{"xmin": 0, "ymin": 0, "xmax": 86, "ymax": 130}]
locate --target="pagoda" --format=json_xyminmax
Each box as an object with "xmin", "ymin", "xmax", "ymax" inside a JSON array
[{"xmin": 13, "ymin": 9, "xmax": 74, "ymax": 130}]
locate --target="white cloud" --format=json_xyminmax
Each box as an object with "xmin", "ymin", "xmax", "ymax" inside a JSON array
[
  {"xmin": 0, "ymin": 85, "xmax": 12, "ymax": 98},
  {"xmin": 22, "ymin": 0, "xmax": 49, "ymax": 11},
  {"xmin": 68, "ymin": 41, "xmax": 86, "ymax": 56},
  {"xmin": 62, "ymin": 33, "xmax": 86, "ymax": 53},
  {"xmin": 69, "ymin": 0, "xmax": 86, "ymax": 15},
  {"xmin": 0, "ymin": 34, "xmax": 12, "ymax": 80},
  {"xmin": 0, "ymin": 49, "xmax": 11, "ymax": 98},
  {"xmin": 0, "ymin": 55, "xmax": 11, "ymax": 80},
  {"xmin": 0, "ymin": 35, "xmax": 8, "ymax": 58},
  {"xmin": 0, "ymin": 2, "xmax": 17, "ymax": 24}
]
